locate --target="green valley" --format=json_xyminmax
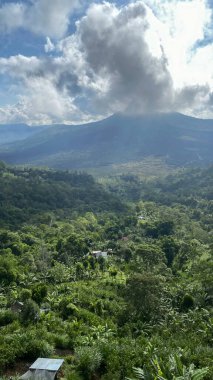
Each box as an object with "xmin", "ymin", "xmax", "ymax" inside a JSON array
[{"xmin": 0, "ymin": 162, "xmax": 212, "ymax": 379}]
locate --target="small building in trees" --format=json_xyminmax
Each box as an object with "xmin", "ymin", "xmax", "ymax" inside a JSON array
[
  {"xmin": 138, "ymin": 215, "xmax": 145, "ymax": 220},
  {"xmin": 20, "ymin": 358, "xmax": 64, "ymax": 379},
  {"xmin": 91, "ymin": 250, "xmax": 108, "ymax": 259}
]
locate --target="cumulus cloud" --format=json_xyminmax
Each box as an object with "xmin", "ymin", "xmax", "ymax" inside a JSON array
[
  {"xmin": 57, "ymin": 1, "xmax": 175, "ymax": 115},
  {"xmin": 144, "ymin": 0, "xmax": 213, "ymax": 117},
  {"xmin": 145, "ymin": 0, "xmax": 212, "ymax": 88},
  {"xmin": 0, "ymin": 3, "xmax": 25, "ymax": 32},
  {"xmin": 0, "ymin": 0, "xmax": 213, "ymax": 124},
  {"xmin": 0, "ymin": 55, "xmax": 41, "ymax": 78},
  {"xmin": 0, "ymin": 83, "xmax": 93, "ymax": 126},
  {"xmin": 56, "ymin": 0, "xmax": 213, "ymax": 116},
  {"xmin": 44, "ymin": 37, "xmax": 55, "ymax": 53},
  {"xmin": 0, "ymin": 0, "xmax": 80, "ymax": 38},
  {"xmin": 0, "ymin": 55, "xmax": 92, "ymax": 125}
]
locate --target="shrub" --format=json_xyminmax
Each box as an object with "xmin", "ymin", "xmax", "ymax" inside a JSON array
[
  {"xmin": 25, "ymin": 339, "xmax": 53, "ymax": 359},
  {"xmin": 0, "ymin": 310, "xmax": 17, "ymax": 326},
  {"xmin": 180, "ymin": 294, "xmax": 195, "ymax": 312},
  {"xmin": 20, "ymin": 288, "xmax": 32, "ymax": 301},
  {"xmin": 75, "ymin": 346, "xmax": 102, "ymax": 379},
  {"xmin": 54, "ymin": 334, "xmax": 70, "ymax": 349},
  {"xmin": 64, "ymin": 370, "xmax": 84, "ymax": 380},
  {"xmin": 16, "ymin": 329, "xmax": 54, "ymax": 360},
  {"xmin": 0, "ymin": 344, "xmax": 18, "ymax": 371},
  {"xmin": 20, "ymin": 299, "xmax": 40, "ymax": 324},
  {"xmin": 32, "ymin": 284, "xmax": 48, "ymax": 305},
  {"xmin": 58, "ymin": 297, "xmax": 79, "ymax": 319},
  {"xmin": 97, "ymin": 338, "xmax": 145, "ymax": 379}
]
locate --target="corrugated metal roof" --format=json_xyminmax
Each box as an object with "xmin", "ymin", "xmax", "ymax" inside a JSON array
[{"xmin": 30, "ymin": 358, "xmax": 64, "ymax": 371}]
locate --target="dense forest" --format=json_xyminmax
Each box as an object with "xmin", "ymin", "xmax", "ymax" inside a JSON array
[
  {"xmin": 0, "ymin": 162, "xmax": 125, "ymax": 229},
  {"xmin": 0, "ymin": 162, "xmax": 212, "ymax": 379}
]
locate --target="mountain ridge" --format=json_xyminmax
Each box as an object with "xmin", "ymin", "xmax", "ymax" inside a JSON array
[
  {"xmin": 0, "ymin": 112, "xmax": 213, "ymax": 169},
  {"xmin": 0, "ymin": 123, "xmax": 47, "ymax": 145}
]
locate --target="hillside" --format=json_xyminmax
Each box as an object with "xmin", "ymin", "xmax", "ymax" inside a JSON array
[
  {"xmin": 0, "ymin": 162, "xmax": 125, "ymax": 229},
  {"xmin": 0, "ymin": 164, "xmax": 212, "ymax": 379},
  {"xmin": 105, "ymin": 165, "xmax": 213, "ymax": 204},
  {"xmin": 0, "ymin": 124, "xmax": 45, "ymax": 145},
  {"xmin": 0, "ymin": 113, "xmax": 213, "ymax": 169}
]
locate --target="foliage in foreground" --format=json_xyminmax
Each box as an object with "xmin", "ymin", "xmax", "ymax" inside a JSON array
[{"xmin": 0, "ymin": 163, "xmax": 212, "ymax": 379}]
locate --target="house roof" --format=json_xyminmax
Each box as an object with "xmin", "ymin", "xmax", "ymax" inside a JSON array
[{"xmin": 30, "ymin": 358, "xmax": 64, "ymax": 372}]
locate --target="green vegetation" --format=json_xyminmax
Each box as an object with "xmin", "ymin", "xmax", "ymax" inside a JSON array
[
  {"xmin": 0, "ymin": 113, "xmax": 213, "ymax": 169},
  {"xmin": 0, "ymin": 162, "xmax": 125, "ymax": 229},
  {"xmin": 0, "ymin": 162, "xmax": 212, "ymax": 379}
]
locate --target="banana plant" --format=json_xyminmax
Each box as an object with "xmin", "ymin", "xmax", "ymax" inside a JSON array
[{"xmin": 126, "ymin": 353, "xmax": 208, "ymax": 380}]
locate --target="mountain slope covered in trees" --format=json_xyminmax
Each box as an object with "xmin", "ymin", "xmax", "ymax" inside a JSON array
[
  {"xmin": 0, "ymin": 162, "xmax": 125, "ymax": 229},
  {"xmin": 0, "ymin": 163, "xmax": 212, "ymax": 379},
  {"xmin": 0, "ymin": 113, "xmax": 213, "ymax": 169}
]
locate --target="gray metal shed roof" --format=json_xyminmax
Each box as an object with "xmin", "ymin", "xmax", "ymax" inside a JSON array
[{"xmin": 30, "ymin": 358, "xmax": 64, "ymax": 371}]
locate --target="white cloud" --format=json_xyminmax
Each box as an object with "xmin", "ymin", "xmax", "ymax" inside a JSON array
[
  {"xmin": 57, "ymin": 0, "xmax": 213, "ymax": 116},
  {"xmin": 0, "ymin": 55, "xmax": 90, "ymax": 124},
  {"xmin": 0, "ymin": 3, "xmax": 25, "ymax": 32},
  {"xmin": 0, "ymin": 81, "xmax": 92, "ymax": 126},
  {"xmin": 44, "ymin": 37, "xmax": 55, "ymax": 53},
  {"xmin": 0, "ymin": 55, "xmax": 41, "ymax": 78},
  {"xmin": 26, "ymin": 0, "xmax": 80, "ymax": 38},
  {"xmin": 143, "ymin": 0, "xmax": 213, "ymax": 116},
  {"xmin": 0, "ymin": 0, "xmax": 80, "ymax": 38},
  {"xmin": 0, "ymin": 0, "xmax": 213, "ymax": 124},
  {"xmin": 144, "ymin": 0, "xmax": 212, "ymax": 88},
  {"xmin": 58, "ymin": 1, "xmax": 175, "ymax": 114}
]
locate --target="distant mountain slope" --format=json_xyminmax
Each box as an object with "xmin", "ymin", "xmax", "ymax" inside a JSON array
[
  {"xmin": 0, "ymin": 124, "xmax": 46, "ymax": 145},
  {"xmin": 0, "ymin": 113, "xmax": 213, "ymax": 168}
]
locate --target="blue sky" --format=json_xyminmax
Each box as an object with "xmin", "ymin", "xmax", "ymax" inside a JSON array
[
  {"xmin": 0, "ymin": 0, "xmax": 213, "ymax": 124},
  {"xmin": 0, "ymin": 0, "xmax": 131, "ymax": 58}
]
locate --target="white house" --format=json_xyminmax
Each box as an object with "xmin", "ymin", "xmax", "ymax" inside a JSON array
[{"xmin": 91, "ymin": 250, "xmax": 108, "ymax": 259}]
